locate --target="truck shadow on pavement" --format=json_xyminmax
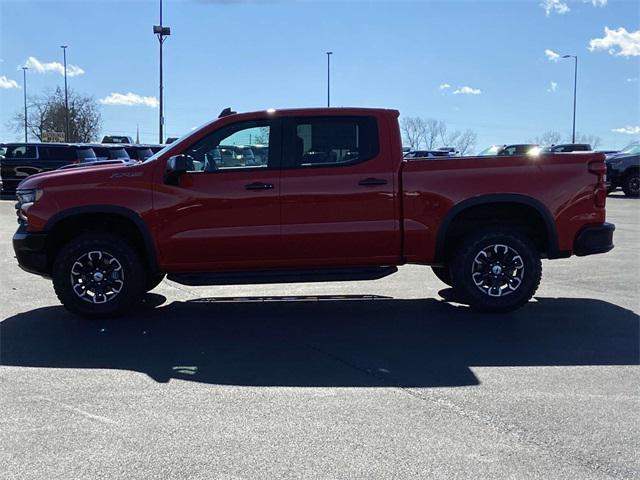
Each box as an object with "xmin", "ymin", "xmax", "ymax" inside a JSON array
[{"xmin": 1, "ymin": 295, "xmax": 638, "ymax": 388}]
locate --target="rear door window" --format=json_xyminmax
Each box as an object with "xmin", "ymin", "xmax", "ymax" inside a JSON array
[{"xmin": 285, "ymin": 116, "xmax": 379, "ymax": 168}]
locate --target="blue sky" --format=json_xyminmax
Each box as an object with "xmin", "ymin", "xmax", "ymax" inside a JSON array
[{"xmin": 1, "ymin": 0, "xmax": 638, "ymax": 150}]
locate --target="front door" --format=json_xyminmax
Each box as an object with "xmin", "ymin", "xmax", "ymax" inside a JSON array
[{"xmin": 154, "ymin": 119, "xmax": 282, "ymax": 271}]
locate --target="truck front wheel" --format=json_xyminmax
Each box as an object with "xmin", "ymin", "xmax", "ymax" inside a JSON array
[
  {"xmin": 450, "ymin": 227, "xmax": 542, "ymax": 313},
  {"xmin": 52, "ymin": 233, "xmax": 146, "ymax": 318}
]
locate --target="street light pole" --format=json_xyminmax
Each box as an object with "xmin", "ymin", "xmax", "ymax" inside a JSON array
[
  {"xmin": 61, "ymin": 45, "xmax": 69, "ymax": 142},
  {"xmin": 326, "ymin": 51, "xmax": 333, "ymax": 107},
  {"xmin": 22, "ymin": 66, "xmax": 28, "ymax": 144},
  {"xmin": 154, "ymin": 0, "xmax": 171, "ymax": 144},
  {"xmin": 562, "ymin": 54, "xmax": 578, "ymax": 143}
]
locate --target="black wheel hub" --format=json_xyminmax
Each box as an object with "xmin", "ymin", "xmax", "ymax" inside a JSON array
[
  {"xmin": 70, "ymin": 250, "xmax": 124, "ymax": 304},
  {"xmin": 471, "ymin": 244, "xmax": 525, "ymax": 297},
  {"xmin": 629, "ymin": 176, "xmax": 639, "ymax": 195}
]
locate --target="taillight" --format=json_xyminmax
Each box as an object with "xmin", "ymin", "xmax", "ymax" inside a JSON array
[{"xmin": 588, "ymin": 160, "xmax": 606, "ymax": 208}]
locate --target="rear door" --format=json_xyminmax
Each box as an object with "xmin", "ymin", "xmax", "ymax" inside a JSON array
[
  {"xmin": 279, "ymin": 115, "xmax": 399, "ymax": 266},
  {"xmin": 154, "ymin": 118, "xmax": 283, "ymax": 271}
]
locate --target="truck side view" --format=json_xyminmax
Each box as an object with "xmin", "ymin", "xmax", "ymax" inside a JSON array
[{"xmin": 13, "ymin": 108, "xmax": 615, "ymax": 318}]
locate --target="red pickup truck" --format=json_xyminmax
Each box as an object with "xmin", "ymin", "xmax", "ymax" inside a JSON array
[{"xmin": 13, "ymin": 107, "xmax": 614, "ymax": 318}]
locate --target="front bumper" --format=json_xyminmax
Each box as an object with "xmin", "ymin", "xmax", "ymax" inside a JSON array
[
  {"xmin": 573, "ymin": 222, "xmax": 615, "ymax": 257},
  {"xmin": 13, "ymin": 225, "xmax": 50, "ymax": 276}
]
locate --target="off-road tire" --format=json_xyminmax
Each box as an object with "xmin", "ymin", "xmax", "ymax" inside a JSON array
[
  {"xmin": 52, "ymin": 232, "xmax": 146, "ymax": 319},
  {"xmin": 622, "ymin": 172, "xmax": 640, "ymax": 197},
  {"xmin": 450, "ymin": 227, "xmax": 541, "ymax": 313}
]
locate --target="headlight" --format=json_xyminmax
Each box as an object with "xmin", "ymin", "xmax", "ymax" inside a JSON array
[
  {"xmin": 16, "ymin": 189, "xmax": 43, "ymax": 224},
  {"xmin": 16, "ymin": 188, "xmax": 43, "ymax": 207}
]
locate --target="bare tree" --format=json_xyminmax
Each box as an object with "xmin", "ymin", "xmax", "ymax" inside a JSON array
[
  {"xmin": 574, "ymin": 133, "xmax": 601, "ymax": 149},
  {"xmin": 425, "ymin": 119, "xmax": 445, "ymax": 150},
  {"xmin": 532, "ymin": 131, "xmax": 563, "ymax": 146},
  {"xmin": 401, "ymin": 117, "xmax": 428, "ymax": 149},
  {"xmin": 452, "ymin": 129, "xmax": 477, "ymax": 155},
  {"xmin": 10, "ymin": 87, "xmax": 102, "ymax": 142}
]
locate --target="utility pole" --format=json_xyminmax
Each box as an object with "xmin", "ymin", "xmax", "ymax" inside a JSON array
[
  {"xmin": 326, "ymin": 51, "xmax": 333, "ymax": 107},
  {"xmin": 22, "ymin": 66, "xmax": 28, "ymax": 143},
  {"xmin": 562, "ymin": 54, "xmax": 578, "ymax": 143},
  {"xmin": 153, "ymin": 0, "xmax": 171, "ymax": 144},
  {"xmin": 61, "ymin": 45, "xmax": 69, "ymax": 142}
]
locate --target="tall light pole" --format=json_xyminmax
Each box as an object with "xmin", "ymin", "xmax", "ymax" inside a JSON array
[
  {"xmin": 60, "ymin": 45, "xmax": 69, "ymax": 142},
  {"xmin": 22, "ymin": 66, "xmax": 28, "ymax": 144},
  {"xmin": 562, "ymin": 54, "xmax": 578, "ymax": 143},
  {"xmin": 153, "ymin": 0, "xmax": 171, "ymax": 144},
  {"xmin": 326, "ymin": 51, "xmax": 333, "ymax": 107}
]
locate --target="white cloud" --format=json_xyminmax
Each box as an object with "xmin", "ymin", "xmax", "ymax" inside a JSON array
[
  {"xmin": 547, "ymin": 81, "xmax": 558, "ymax": 93},
  {"xmin": 589, "ymin": 27, "xmax": 640, "ymax": 57},
  {"xmin": 541, "ymin": 0, "xmax": 570, "ymax": 16},
  {"xmin": 22, "ymin": 56, "xmax": 85, "ymax": 77},
  {"xmin": 0, "ymin": 75, "xmax": 20, "ymax": 89},
  {"xmin": 611, "ymin": 125, "xmax": 640, "ymax": 135},
  {"xmin": 100, "ymin": 92, "xmax": 159, "ymax": 108},
  {"xmin": 590, "ymin": 0, "xmax": 607, "ymax": 6},
  {"xmin": 545, "ymin": 49, "xmax": 561, "ymax": 62},
  {"xmin": 627, "ymin": 77, "xmax": 638, "ymax": 82},
  {"xmin": 453, "ymin": 86, "xmax": 481, "ymax": 95},
  {"xmin": 439, "ymin": 83, "xmax": 451, "ymax": 90}
]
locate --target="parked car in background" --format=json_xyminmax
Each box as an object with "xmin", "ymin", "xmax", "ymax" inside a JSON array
[
  {"xmin": 102, "ymin": 135, "xmax": 133, "ymax": 144},
  {"xmin": 499, "ymin": 144, "xmax": 540, "ymax": 156},
  {"xmin": 478, "ymin": 145, "xmax": 505, "ymax": 156},
  {"xmin": 0, "ymin": 143, "xmax": 97, "ymax": 194},
  {"xmin": 436, "ymin": 147, "xmax": 459, "ymax": 156},
  {"xmin": 148, "ymin": 144, "xmax": 165, "ymax": 154},
  {"xmin": 543, "ymin": 144, "xmax": 592, "ymax": 153},
  {"xmin": 86, "ymin": 144, "xmax": 130, "ymax": 162},
  {"xmin": 404, "ymin": 150, "xmax": 452, "ymax": 159},
  {"xmin": 606, "ymin": 142, "xmax": 640, "ymax": 197},
  {"xmin": 123, "ymin": 145, "xmax": 154, "ymax": 161}
]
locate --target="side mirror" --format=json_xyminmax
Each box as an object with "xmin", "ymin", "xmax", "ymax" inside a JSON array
[{"xmin": 165, "ymin": 154, "xmax": 190, "ymax": 185}]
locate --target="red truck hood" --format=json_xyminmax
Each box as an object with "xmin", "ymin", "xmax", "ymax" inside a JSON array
[{"xmin": 18, "ymin": 161, "xmax": 146, "ymax": 190}]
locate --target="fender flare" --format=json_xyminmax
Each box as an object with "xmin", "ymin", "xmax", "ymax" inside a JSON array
[
  {"xmin": 434, "ymin": 194, "xmax": 562, "ymax": 261},
  {"xmin": 44, "ymin": 205, "xmax": 159, "ymax": 272}
]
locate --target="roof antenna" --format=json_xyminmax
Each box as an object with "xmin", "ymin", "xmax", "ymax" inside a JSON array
[{"xmin": 218, "ymin": 107, "xmax": 237, "ymax": 118}]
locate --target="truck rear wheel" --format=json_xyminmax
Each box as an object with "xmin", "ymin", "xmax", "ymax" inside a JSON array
[
  {"xmin": 431, "ymin": 266, "xmax": 453, "ymax": 286},
  {"xmin": 52, "ymin": 232, "xmax": 146, "ymax": 319},
  {"xmin": 450, "ymin": 227, "xmax": 541, "ymax": 313},
  {"xmin": 622, "ymin": 172, "xmax": 640, "ymax": 197}
]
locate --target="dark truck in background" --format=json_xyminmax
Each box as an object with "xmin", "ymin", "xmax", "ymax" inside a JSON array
[
  {"xmin": 1, "ymin": 143, "xmax": 97, "ymax": 195},
  {"xmin": 12, "ymin": 107, "xmax": 614, "ymax": 318},
  {"xmin": 606, "ymin": 143, "xmax": 640, "ymax": 197}
]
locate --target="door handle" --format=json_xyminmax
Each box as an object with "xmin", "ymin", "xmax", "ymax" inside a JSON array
[
  {"xmin": 245, "ymin": 182, "xmax": 274, "ymax": 190},
  {"xmin": 358, "ymin": 178, "xmax": 387, "ymax": 186}
]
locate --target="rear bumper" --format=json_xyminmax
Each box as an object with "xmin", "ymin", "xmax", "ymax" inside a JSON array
[
  {"xmin": 13, "ymin": 225, "xmax": 50, "ymax": 276},
  {"xmin": 573, "ymin": 222, "xmax": 615, "ymax": 257}
]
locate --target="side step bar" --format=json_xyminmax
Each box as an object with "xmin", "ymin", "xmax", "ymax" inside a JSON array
[{"xmin": 167, "ymin": 266, "xmax": 398, "ymax": 286}]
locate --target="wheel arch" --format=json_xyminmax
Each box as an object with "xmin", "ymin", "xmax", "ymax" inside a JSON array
[
  {"xmin": 44, "ymin": 205, "xmax": 159, "ymax": 273},
  {"xmin": 434, "ymin": 194, "xmax": 561, "ymax": 263}
]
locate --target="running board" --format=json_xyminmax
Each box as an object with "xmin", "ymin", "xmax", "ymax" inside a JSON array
[{"xmin": 167, "ymin": 266, "xmax": 398, "ymax": 286}]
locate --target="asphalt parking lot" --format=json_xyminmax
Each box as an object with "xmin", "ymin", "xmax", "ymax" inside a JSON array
[{"xmin": 1, "ymin": 195, "xmax": 638, "ymax": 480}]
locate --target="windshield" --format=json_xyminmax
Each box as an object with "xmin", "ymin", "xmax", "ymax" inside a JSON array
[{"xmin": 620, "ymin": 143, "xmax": 640, "ymax": 155}]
